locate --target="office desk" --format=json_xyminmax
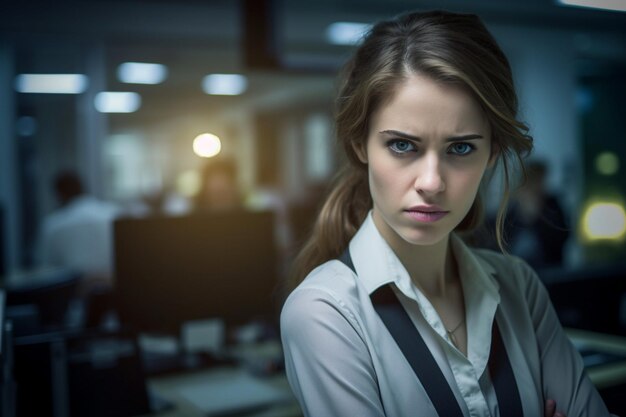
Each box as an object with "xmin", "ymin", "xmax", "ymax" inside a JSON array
[
  {"xmin": 146, "ymin": 367, "xmax": 302, "ymax": 417},
  {"xmin": 566, "ymin": 328, "xmax": 626, "ymax": 390}
]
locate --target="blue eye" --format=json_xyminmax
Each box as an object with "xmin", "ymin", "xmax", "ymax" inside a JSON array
[
  {"xmin": 388, "ymin": 139, "xmax": 416, "ymax": 155},
  {"xmin": 449, "ymin": 142, "xmax": 475, "ymax": 156}
]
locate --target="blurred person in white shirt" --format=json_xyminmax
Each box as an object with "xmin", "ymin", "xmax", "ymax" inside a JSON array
[{"xmin": 36, "ymin": 170, "xmax": 121, "ymax": 294}]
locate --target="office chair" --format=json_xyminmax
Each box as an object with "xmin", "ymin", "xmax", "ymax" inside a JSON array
[{"xmin": 5, "ymin": 268, "xmax": 80, "ymax": 336}]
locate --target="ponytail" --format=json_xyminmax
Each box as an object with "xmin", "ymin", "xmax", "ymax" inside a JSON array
[{"xmin": 288, "ymin": 166, "xmax": 371, "ymax": 289}]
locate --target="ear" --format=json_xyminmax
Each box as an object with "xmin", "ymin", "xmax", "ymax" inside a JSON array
[{"xmin": 352, "ymin": 141, "xmax": 368, "ymax": 164}]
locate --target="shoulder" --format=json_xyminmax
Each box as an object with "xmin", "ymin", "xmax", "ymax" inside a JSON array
[
  {"xmin": 470, "ymin": 247, "xmax": 553, "ymax": 319},
  {"xmin": 471, "ymin": 246, "xmax": 523, "ymax": 269},
  {"xmin": 282, "ymin": 259, "xmax": 360, "ymax": 315},
  {"xmin": 471, "ymin": 246, "xmax": 540, "ymax": 289},
  {"xmin": 79, "ymin": 197, "xmax": 121, "ymax": 217},
  {"xmin": 281, "ymin": 259, "xmax": 363, "ymax": 336},
  {"xmin": 40, "ymin": 207, "xmax": 73, "ymax": 234}
]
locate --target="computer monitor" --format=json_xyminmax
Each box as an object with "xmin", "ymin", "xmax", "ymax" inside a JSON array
[{"xmin": 113, "ymin": 210, "xmax": 280, "ymax": 335}]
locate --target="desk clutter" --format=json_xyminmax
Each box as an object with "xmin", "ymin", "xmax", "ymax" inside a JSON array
[
  {"xmin": 4, "ymin": 323, "xmax": 297, "ymax": 417},
  {"xmin": 1, "ymin": 211, "xmax": 301, "ymax": 417},
  {"xmin": 7, "ymin": 329, "xmax": 150, "ymax": 417},
  {"xmin": 154, "ymin": 367, "xmax": 294, "ymax": 416}
]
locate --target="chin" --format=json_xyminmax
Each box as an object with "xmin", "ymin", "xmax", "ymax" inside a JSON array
[{"xmin": 396, "ymin": 226, "xmax": 450, "ymax": 247}]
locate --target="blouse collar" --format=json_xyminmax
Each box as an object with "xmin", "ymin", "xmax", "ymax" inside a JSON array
[{"xmin": 349, "ymin": 211, "xmax": 501, "ymax": 374}]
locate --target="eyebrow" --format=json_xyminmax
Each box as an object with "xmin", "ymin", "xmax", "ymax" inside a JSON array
[{"xmin": 379, "ymin": 129, "xmax": 484, "ymax": 142}]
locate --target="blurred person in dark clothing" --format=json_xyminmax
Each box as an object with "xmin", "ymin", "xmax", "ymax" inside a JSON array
[
  {"xmin": 505, "ymin": 160, "xmax": 570, "ymax": 269},
  {"xmin": 194, "ymin": 157, "xmax": 243, "ymax": 212}
]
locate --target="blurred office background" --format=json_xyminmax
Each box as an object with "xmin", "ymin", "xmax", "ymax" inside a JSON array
[{"xmin": 1, "ymin": 1, "xmax": 626, "ymax": 416}]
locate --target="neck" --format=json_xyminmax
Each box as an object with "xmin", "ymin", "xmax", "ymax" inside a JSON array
[
  {"xmin": 400, "ymin": 236, "xmax": 456, "ymax": 298},
  {"xmin": 373, "ymin": 212, "xmax": 460, "ymax": 299},
  {"xmin": 374, "ymin": 217, "xmax": 456, "ymax": 298}
]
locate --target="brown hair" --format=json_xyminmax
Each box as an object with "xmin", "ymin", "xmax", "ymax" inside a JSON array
[
  {"xmin": 290, "ymin": 10, "xmax": 532, "ymax": 288},
  {"xmin": 54, "ymin": 170, "xmax": 84, "ymax": 206}
]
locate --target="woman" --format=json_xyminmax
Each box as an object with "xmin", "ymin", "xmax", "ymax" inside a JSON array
[{"xmin": 280, "ymin": 10, "xmax": 612, "ymax": 417}]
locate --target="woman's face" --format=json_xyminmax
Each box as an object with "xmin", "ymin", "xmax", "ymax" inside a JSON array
[{"xmin": 358, "ymin": 73, "xmax": 492, "ymax": 248}]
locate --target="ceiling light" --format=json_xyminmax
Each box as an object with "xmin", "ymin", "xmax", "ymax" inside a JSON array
[
  {"xmin": 117, "ymin": 62, "xmax": 168, "ymax": 84},
  {"xmin": 14, "ymin": 74, "xmax": 88, "ymax": 94},
  {"xmin": 202, "ymin": 74, "xmax": 247, "ymax": 96},
  {"xmin": 557, "ymin": 0, "xmax": 626, "ymax": 12},
  {"xmin": 326, "ymin": 22, "xmax": 371, "ymax": 45},
  {"xmin": 94, "ymin": 92, "xmax": 141, "ymax": 113}
]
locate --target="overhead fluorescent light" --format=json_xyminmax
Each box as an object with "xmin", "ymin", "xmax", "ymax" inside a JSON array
[
  {"xmin": 326, "ymin": 22, "xmax": 371, "ymax": 45},
  {"xmin": 202, "ymin": 74, "xmax": 247, "ymax": 96},
  {"xmin": 557, "ymin": 0, "xmax": 626, "ymax": 12},
  {"xmin": 94, "ymin": 92, "xmax": 141, "ymax": 113},
  {"xmin": 117, "ymin": 62, "xmax": 168, "ymax": 84},
  {"xmin": 14, "ymin": 74, "xmax": 88, "ymax": 94}
]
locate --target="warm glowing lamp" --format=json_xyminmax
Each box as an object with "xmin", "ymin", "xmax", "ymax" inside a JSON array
[
  {"xmin": 193, "ymin": 133, "xmax": 222, "ymax": 158},
  {"xmin": 582, "ymin": 202, "xmax": 626, "ymax": 241}
]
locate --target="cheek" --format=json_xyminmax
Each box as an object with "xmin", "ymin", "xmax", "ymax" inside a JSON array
[
  {"xmin": 368, "ymin": 159, "xmax": 401, "ymax": 202},
  {"xmin": 461, "ymin": 170, "xmax": 483, "ymax": 188},
  {"xmin": 454, "ymin": 167, "xmax": 486, "ymax": 203},
  {"xmin": 368, "ymin": 165, "xmax": 388, "ymax": 204}
]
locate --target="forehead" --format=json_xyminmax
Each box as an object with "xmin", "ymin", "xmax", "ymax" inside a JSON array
[{"xmin": 370, "ymin": 74, "xmax": 488, "ymax": 137}]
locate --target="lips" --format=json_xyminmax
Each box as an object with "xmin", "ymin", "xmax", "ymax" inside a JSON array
[
  {"xmin": 407, "ymin": 205, "xmax": 447, "ymax": 213},
  {"xmin": 404, "ymin": 205, "xmax": 449, "ymax": 223}
]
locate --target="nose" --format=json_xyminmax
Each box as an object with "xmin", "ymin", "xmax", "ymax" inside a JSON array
[{"xmin": 414, "ymin": 152, "xmax": 445, "ymax": 196}]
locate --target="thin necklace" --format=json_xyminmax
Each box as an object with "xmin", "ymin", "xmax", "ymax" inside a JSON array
[{"xmin": 446, "ymin": 318, "xmax": 465, "ymax": 348}]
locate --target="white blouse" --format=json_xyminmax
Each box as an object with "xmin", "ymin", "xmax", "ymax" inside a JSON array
[{"xmin": 280, "ymin": 213, "xmax": 611, "ymax": 417}]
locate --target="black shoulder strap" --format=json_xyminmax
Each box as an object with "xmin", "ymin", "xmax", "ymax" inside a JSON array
[
  {"xmin": 338, "ymin": 248, "xmax": 356, "ymax": 274},
  {"xmin": 372, "ymin": 285, "xmax": 465, "ymax": 416},
  {"xmin": 489, "ymin": 320, "xmax": 524, "ymax": 417},
  {"xmin": 340, "ymin": 249, "xmax": 463, "ymax": 416},
  {"xmin": 339, "ymin": 248, "xmax": 523, "ymax": 417}
]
